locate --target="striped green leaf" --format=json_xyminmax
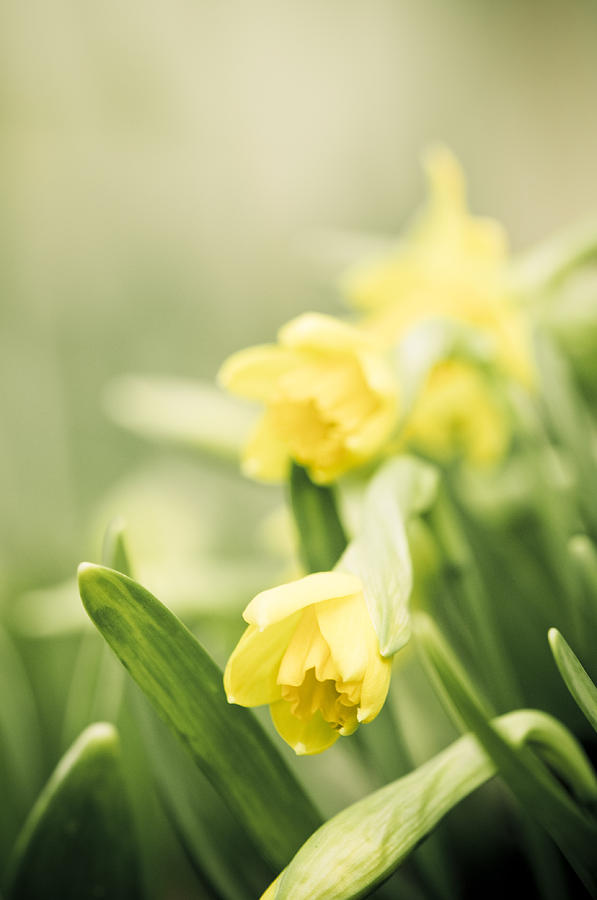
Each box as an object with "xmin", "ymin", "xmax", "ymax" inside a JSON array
[
  {"xmin": 549, "ymin": 627, "xmax": 597, "ymax": 734},
  {"xmin": 339, "ymin": 457, "xmax": 438, "ymax": 656},
  {"xmin": 415, "ymin": 613, "xmax": 597, "ymax": 895},
  {"xmin": 263, "ymin": 708, "xmax": 596, "ymax": 900},
  {"xmin": 130, "ymin": 687, "xmax": 275, "ymax": 899},
  {"xmin": 77, "ymin": 564, "xmax": 321, "ymax": 869}
]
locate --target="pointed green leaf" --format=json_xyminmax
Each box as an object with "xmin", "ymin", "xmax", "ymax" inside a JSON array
[
  {"xmin": 77, "ymin": 564, "xmax": 321, "ymax": 869},
  {"xmin": 289, "ymin": 463, "xmax": 347, "ymax": 573},
  {"xmin": 548, "ymin": 628, "xmax": 597, "ymax": 734},
  {"xmin": 265, "ymin": 708, "xmax": 596, "ymax": 900},
  {"xmin": 415, "ymin": 613, "xmax": 597, "ymax": 894},
  {"xmin": 339, "ymin": 457, "xmax": 437, "ymax": 656},
  {"xmin": 61, "ymin": 630, "xmax": 126, "ymax": 749},
  {"xmin": 103, "ymin": 374, "xmax": 254, "ymax": 461},
  {"xmin": 130, "ymin": 686, "xmax": 274, "ymax": 900},
  {"xmin": 62, "ymin": 521, "xmax": 131, "ymax": 746},
  {"xmin": 5, "ymin": 723, "xmax": 141, "ymax": 900},
  {"xmin": 102, "ymin": 517, "xmax": 132, "ymax": 576}
]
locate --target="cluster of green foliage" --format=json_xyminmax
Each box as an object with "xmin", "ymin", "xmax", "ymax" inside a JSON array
[{"xmin": 3, "ymin": 223, "xmax": 597, "ymax": 899}]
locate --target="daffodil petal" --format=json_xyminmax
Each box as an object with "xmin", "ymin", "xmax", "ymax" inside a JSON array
[
  {"xmin": 277, "ymin": 607, "xmax": 339, "ymax": 688},
  {"xmin": 358, "ymin": 652, "xmax": 392, "ymax": 723},
  {"xmin": 241, "ymin": 412, "xmax": 290, "ymax": 482},
  {"xmin": 279, "ymin": 313, "xmax": 370, "ymax": 353},
  {"xmin": 243, "ymin": 571, "xmax": 363, "ymax": 629},
  {"xmin": 423, "ymin": 144, "xmax": 466, "ymax": 214},
  {"xmin": 218, "ymin": 345, "xmax": 297, "ymax": 401},
  {"xmin": 315, "ymin": 593, "xmax": 371, "ymax": 684},
  {"xmin": 270, "ymin": 700, "xmax": 339, "ymax": 755},
  {"xmin": 343, "ymin": 406, "xmax": 396, "ymax": 457},
  {"xmin": 224, "ymin": 614, "xmax": 301, "ymax": 707},
  {"xmin": 357, "ymin": 350, "xmax": 399, "ymax": 399}
]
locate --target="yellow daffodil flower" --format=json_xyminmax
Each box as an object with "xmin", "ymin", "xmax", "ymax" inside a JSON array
[
  {"xmin": 218, "ymin": 313, "xmax": 398, "ymax": 484},
  {"xmin": 224, "ymin": 571, "xmax": 393, "ymax": 755},
  {"xmin": 343, "ymin": 146, "xmax": 534, "ymax": 389},
  {"xmin": 400, "ymin": 360, "xmax": 509, "ymax": 466}
]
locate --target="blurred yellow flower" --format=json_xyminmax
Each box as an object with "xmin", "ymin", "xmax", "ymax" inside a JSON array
[
  {"xmin": 343, "ymin": 146, "xmax": 534, "ymax": 388},
  {"xmin": 218, "ymin": 312, "xmax": 398, "ymax": 484},
  {"xmin": 224, "ymin": 571, "xmax": 392, "ymax": 755},
  {"xmin": 401, "ymin": 360, "xmax": 509, "ymax": 466}
]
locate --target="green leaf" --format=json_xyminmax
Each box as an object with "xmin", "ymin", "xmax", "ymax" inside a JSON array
[
  {"xmin": 415, "ymin": 613, "xmax": 597, "ymax": 895},
  {"xmin": 549, "ymin": 628, "xmax": 597, "ymax": 734},
  {"xmin": 289, "ymin": 463, "xmax": 347, "ymax": 573},
  {"xmin": 339, "ymin": 457, "xmax": 437, "ymax": 656},
  {"xmin": 5, "ymin": 723, "xmax": 142, "ymax": 900},
  {"xmin": 130, "ymin": 686, "xmax": 274, "ymax": 899},
  {"xmin": 61, "ymin": 630, "xmax": 126, "ymax": 749},
  {"xmin": 12, "ymin": 557, "xmax": 283, "ymax": 638},
  {"xmin": 62, "ymin": 520, "xmax": 131, "ymax": 747},
  {"xmin": 77, "ymin": 564, "xmax": 321, "ymax": 869},
  {"xmin": 534, "ymin": 336, "xmax": 597, "ymax": 536},
  {"xmin": 103, "ymin": 374, "xmax": 255, "ymax": 461},
  {"xmin": 0, "ymin": 627, "xmax": 42, "ymax": 873},
  {"xmin": 264, "ymin": 708, "xmax": 596, "ymax": 900},
  {"xmin": 101, "ymin": 517, "xmax": 132, "ymax": 576},
  {"xmin": 569, "ymin": 534, "xmax": 597, "ymax": 642}
]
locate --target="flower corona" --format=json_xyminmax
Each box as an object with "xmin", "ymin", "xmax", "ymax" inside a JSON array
[
  {"xmin": 218, "ymin": 312, "xmax": 398, "ymax": 484},
  {"xmin": 224, "ymin": 571, "xmax": 393, "ymax": 754}
]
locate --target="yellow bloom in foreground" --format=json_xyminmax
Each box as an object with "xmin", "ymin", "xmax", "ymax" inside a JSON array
[
  {"xmin": 343, "ymin": 146, "xmax": 534, "ymax": 388},
  {"xmin": 224, "ymin": 572, "xmax": 393, "ymax": 755},
  {"xmin": 218, "ymin": 313, "xmax": 398, "ymax": 484}
]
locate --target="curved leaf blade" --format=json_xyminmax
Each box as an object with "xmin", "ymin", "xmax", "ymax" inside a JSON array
[
  {"xmin": 339, "ymin": 457, "xmax": 437, "ymax": 656},
  {"xmin": 77, "ymin": 564, "xmax": 321, "ymax": 869},
  {"xmin": 5, "ymin": 723, "xmax": 141, "ymax": 900},
  {"xmin": 62, "ymin": 520, "xmax": 131, "ymax": 747},
  {"xmin": 416, "ymin": 613, "xmax": 597, "ymax": 894},
  {"xmin": 130, "ymin": 687, "xmax": 274, "ymax": 900},
  {"xmin": 549, "ymin": 627, "xmax": 597, "ymax": 734},
  {"xmin": 265, "ymin": 709, "xmax": 596, "ymax": 900}
]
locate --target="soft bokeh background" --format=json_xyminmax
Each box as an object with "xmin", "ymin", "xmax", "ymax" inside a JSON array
[
  {"xmin": 3, "ymin": 0, "xmax": 597, "ymax": 589},
  {"xmin": 3, "ymin": 5, "xmax": 597, "ymax": 897}
]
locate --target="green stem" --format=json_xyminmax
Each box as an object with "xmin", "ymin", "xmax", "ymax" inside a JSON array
[{"xmin": 289, "ymin": 463, "xmax": 348, "ymax": 573}]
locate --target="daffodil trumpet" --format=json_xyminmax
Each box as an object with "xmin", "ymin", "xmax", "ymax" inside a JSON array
[
  {"xmin": 218, "ymin": 312, "xmax": 399, "ymax": 484},
  {"xmin": 224, "ymin": 571, "xmax": 393, "ymax": 755}
]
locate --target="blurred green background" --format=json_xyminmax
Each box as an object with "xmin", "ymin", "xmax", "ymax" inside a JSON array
[
  {"xmin": 3, "ymin": 5, "xmax": 597, "ymax": 897},
  {"xmin": 3, "ymin": 0, "xmax": 597, "ymax": 591}
]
